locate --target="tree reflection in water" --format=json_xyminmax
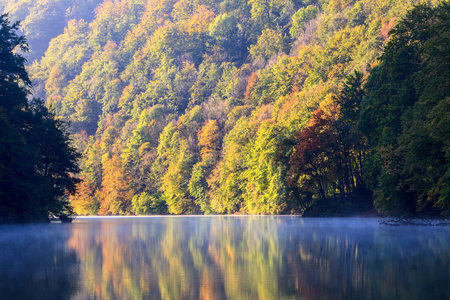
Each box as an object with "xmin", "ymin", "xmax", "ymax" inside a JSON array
[
  {"xmin": 66, "ymin": 217, "xmax": 449, "ymax": 300},
  {"xmin": 0, "ymin": 224, "xmax": 79, "ymax": 300},
  {"xmin": 0, "ymin": 218, "xmax": 447, "ymax": 299}
]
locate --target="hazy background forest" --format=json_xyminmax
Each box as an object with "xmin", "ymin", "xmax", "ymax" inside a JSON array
[{"xmin": 2, "ymin": 0, "xmax": 448, "ymax": 218}]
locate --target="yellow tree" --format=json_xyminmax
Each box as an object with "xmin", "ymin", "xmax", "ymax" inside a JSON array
[
  {"xmin": 70, "ymin": 179, "xmax": 99, "ymax": 215},
  {"xmin": 198, "ymin": 120, "xmax": 220, "ymax": 160},
  {"xmin": 188, "ymin": 120, "xmax": 221, "ymax": 213},
  {"xmin": 99, "ymin": 155, "xmax": 134, "ymax": 215}
]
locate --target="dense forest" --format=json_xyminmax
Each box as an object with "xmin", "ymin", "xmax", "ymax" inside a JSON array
[
  {"xmin": 2, "ymin": 0, "xmax": 449, "ymax": 218},
  {"xmin": 0, "ymin": 0, "xmax": 104, "ymax": 62}
]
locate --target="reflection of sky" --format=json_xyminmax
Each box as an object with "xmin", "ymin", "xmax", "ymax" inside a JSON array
[{"xmin": 0, "ymin": 217, "xmax": 449, "ymax": 299}]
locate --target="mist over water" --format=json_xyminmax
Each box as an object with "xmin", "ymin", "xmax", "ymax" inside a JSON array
[
  {"xmin": 0, "ymin": 224, "xmax": 79, "ymax": 299},
  {"xmin": 0, "ymin": 217, "xmax": 448, "ymax": 299}
]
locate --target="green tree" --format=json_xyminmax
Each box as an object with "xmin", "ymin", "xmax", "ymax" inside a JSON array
[
  {"xmin": 360, "ymin": 3, "xmax": 450, "ymax": 216},
  {"xmin": 332, "ymin": 71, "xmax": 366, "ymax": 197},
  {"xmin": 161, "ymin": 134, "xmax": 197, "ymax": 214},
  {"xmin": 290, "ymin": 5, "xmax": 319, "ymax": 38},
  {"xmin": 158, "ymin": 107, "xmax": 203, "ymax": 214},
  {"xmin": 132, "ymin": 192, "xmax": 167, "ymax": 214},
  {"xmin": 249, "ymin": 27, "xmax": 286, "ymax": 62},
  {"xmin": 243, "ymin": 121, "xmax": 288, "ymax": 214}
]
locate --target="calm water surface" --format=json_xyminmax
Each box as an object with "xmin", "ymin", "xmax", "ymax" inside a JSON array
[{"xmin": 0, "ymin": 216, "xmax": 448, "ymax": 299}]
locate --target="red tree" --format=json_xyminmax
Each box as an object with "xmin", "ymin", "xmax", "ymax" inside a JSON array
[{"xmin": 288, "ymin": 109, "xmax": 338, "ymax": 200}]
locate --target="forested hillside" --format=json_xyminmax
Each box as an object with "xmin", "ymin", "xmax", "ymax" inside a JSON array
[
  {"xmin": 0, "ymin": 0, "xmax": 104, "ymax": 63},
  {"xmin": 9, "ymin": 0, "xmax": 447, "ymax": 216}
]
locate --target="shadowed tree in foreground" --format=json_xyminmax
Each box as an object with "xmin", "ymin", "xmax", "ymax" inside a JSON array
[
  {"xmin": 0, "ymin": 14, "xmax": 81, "ymax": 222},
  {"xmin": 360, "ymin": 3, "xmax": 450, "ymax": 217}
]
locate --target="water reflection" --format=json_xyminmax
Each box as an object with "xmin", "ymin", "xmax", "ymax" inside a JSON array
[
  {"xmin": 1, "ymin": 217, "xmax": 449, "ymax": 299},
  {"xmin": 0, "ymin": 224, "xmax": 79, "ymax": 299}
]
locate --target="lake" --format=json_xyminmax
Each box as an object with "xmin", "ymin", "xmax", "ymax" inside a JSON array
[{"xmin": 0, "ymin": 216, "xmax": 448, "ymax": 299}]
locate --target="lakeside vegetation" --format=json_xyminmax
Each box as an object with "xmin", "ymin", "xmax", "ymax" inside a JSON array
[
  {"xmin": 0, "ymin": 14, "xmax": 80, "ymax": 222},
  {"xmin": 0, "ymin": 0, "xmax": 448, "ymax": 220}
]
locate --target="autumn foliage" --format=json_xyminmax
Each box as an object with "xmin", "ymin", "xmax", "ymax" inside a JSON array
[{"xmin": 5, "ymin": 0, "xmax": 446, "ymax": 217}]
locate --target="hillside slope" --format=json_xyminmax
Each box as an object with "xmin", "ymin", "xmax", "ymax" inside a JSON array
[{"xmin": 23, "ymin": 0, "xmax": 448, "ymax": 216}]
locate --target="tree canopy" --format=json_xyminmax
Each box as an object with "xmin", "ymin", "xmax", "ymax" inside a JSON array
[
  {"xmin": 4, "ymin": 0, "xmax": 447, "ymax": 217},
  {"xmin": 360, "ymin": 2, "xmax": 450, "ymax": 216}
]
